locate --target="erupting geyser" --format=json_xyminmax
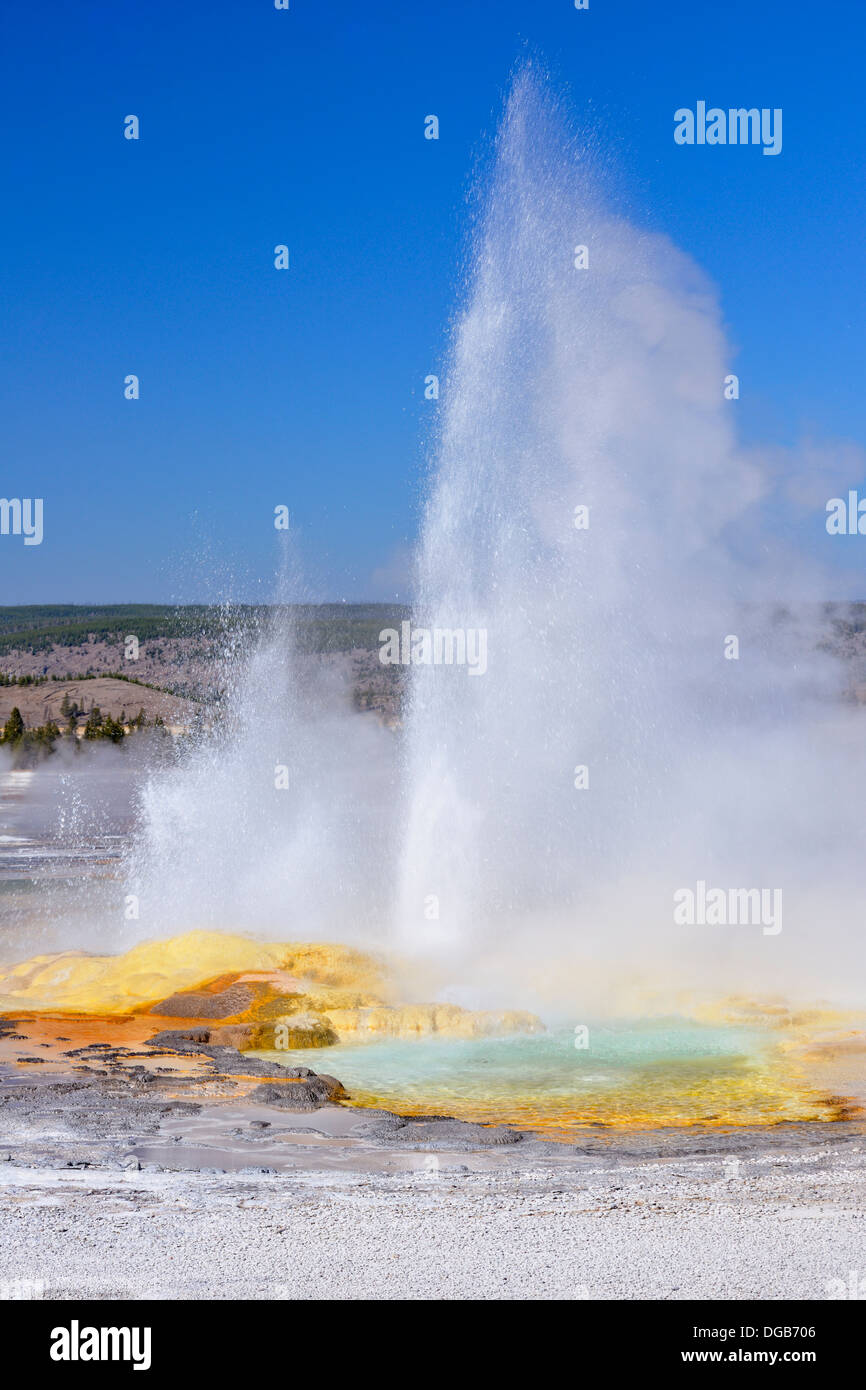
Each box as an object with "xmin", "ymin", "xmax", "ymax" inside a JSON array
[
  {"xmin": 395, "ymin": 67, "xmax": 864, "ymax": 1012},
  {"xmin": 48, "ymin": 66, "xmax": 865, "ymax": 1023}
]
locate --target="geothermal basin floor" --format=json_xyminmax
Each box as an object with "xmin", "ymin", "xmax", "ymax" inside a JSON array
[
  {"xmin": 0, "ymin": 1022, "xmax": 864, "ymax": 1299},
  {"xmin": 1, "ymin": 1139, "xmax": 865, "ymax": 1301}
]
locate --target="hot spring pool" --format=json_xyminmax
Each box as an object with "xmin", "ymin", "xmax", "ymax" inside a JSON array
[{"xmin": 254, "ymin": 1019, "xmax": 830, "ymax": 1139}]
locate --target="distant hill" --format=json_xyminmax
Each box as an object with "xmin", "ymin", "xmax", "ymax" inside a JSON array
[
  {"xmin": 0, "ymin": 604, "xmax": 411, "ymax": 727},
  {"xmin": 2, "ymin": 602, "xmax": 865, "ymax": 728},
  {"xmin": 0, "ymin": 604, "xmax": 410, "ymax": 657}
]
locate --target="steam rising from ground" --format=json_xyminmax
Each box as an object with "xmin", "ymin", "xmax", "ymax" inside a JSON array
[{"xmin": 8, "ymin": 70, "xmax": 864, "ymax": 1017}]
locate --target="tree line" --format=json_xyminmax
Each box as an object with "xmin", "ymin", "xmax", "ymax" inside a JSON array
[{"xmin": 0, "ymin": 704, "xmax": 168, "ymax": 765}]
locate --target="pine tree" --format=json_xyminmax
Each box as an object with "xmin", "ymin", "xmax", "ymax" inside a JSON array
[
  {"xmin": 83, "ymin": 706, "xmax": 103, "ymax": 739},
  {"xmin": 102, "ymin": 714, "xmax": 124, "ymax": 744},
  {"xmin": 2, "ymin": 707, "xmax": 24, "ymax": 743}
]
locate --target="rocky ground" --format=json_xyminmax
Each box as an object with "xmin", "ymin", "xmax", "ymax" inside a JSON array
[{"xmin": 0, "ymin": 1018, "xmax": 864, "ymax": 1301}]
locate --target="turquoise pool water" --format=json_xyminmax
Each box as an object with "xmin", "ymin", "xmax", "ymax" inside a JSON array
[{"xmin": 255, "ymin": 1019, "xmax": 827, "ymax": 1137}]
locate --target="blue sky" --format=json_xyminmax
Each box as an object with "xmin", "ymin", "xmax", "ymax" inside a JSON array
[{"xmin": 1, "ymin": 0, "xmax": 864, "ymax": 603}]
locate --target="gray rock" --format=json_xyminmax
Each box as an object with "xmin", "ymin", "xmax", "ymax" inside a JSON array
[{"xmin": 249, "ymin": 1073, "xmax": 346, "ymax": 1109}]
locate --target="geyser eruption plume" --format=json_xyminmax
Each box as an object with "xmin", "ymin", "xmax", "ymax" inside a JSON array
[
  {"xmin": 121, "ymin": 68, "xmax": 863, "ymax": 1018},
  {"xmin": 397, "ymin": 68, "xmax": 864, "ymax": 1010},
  {"xmin": 127, "ymin": 543, "xmax": 397, "ymax": 948}
]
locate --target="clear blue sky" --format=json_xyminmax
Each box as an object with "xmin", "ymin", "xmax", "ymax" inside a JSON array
[{"xmin": 1, "ymin": 0, "xmax": 864, "ymax": 603}]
